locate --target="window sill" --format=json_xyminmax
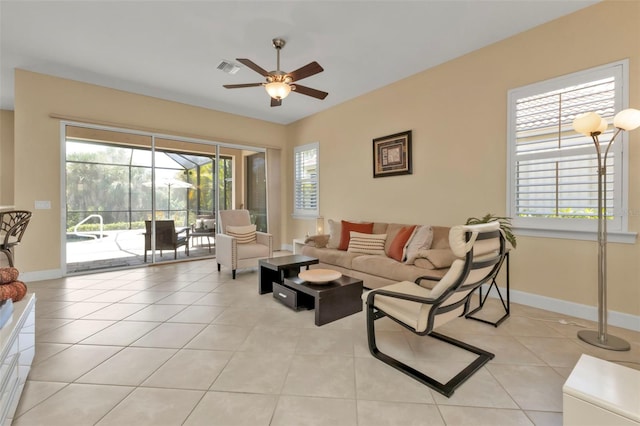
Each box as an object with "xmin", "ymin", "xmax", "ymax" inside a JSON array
[
  {"xmin": 515, "ymin": 227, "xmax": 637, "ymax": 244},
  {"xmin": 292, "ymin": 214, "xmax": 318, "ymax": 220}
]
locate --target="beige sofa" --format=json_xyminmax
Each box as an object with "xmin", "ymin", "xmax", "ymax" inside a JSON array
[{"xmin": 301, "ymin": 221, "xmax": 456, "ymax": 290}]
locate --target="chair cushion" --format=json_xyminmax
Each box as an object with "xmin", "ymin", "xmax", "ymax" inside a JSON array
[
  {"xmin": 347, "ymin": 232, "xmax": 386, "ymax": 255},
  {"xmin": 227, "ymin": 225, "xmax": 257, "ymax": 244},
  {"xmin": 236, "ymin": 242, "xmax": 270, "ymax": 259},
  {"xmin": 362, "ymin": 281, "xmax": 432, "ymax": 331}
]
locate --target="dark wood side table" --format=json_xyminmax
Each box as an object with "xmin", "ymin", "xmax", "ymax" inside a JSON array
[
  {"xmin": 465, "ymin": 251, "xmax": 510, "ymax": 327},
  {"xmin": 258, "ymin": 255, "xmax": 319, "ymax": 295},
  {"xmin": 282, "ymin": 275, "xmax": 363, "ymax": 326}
]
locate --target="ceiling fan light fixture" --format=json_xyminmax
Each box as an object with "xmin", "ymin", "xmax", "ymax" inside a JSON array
[{"xmin": 265, "ymin": 81, "xmax": 291, "ymax": 100}]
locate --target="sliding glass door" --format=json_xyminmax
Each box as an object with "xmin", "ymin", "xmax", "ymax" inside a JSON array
[{"xmin": 64, "ymin": 124, "xmax": 266, "ymax": 274}]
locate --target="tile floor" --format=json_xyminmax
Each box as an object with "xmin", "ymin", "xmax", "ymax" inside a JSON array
[{"xmin": 13, "ymin": 258, "xmax": 640, "ymax": 425}]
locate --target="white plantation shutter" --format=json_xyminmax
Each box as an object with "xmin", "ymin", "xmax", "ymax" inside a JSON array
[
  {"xmin": 508, "ymin": 61, "xmax": 628, "ymax": 234},
  {"xmin": 293, "ymin": 142, "xmax": 319, "ymax": 217}
]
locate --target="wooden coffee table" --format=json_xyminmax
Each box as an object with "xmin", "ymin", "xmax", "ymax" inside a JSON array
[
  {"xmin": 281, "ymin": 275, "xmax": 363, "ymax": 326},
  {"xmin": 258, "ymin": 255, "xmax": 319, "ymax": 295}
]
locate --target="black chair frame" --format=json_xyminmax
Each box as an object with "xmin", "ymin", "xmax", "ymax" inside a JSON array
[
  {"xmin": 365, "ymin": 229, "xmax": 505, "ymax": 397},
  {"xmin": 0, "ymin": 210, "xmax": 32, "ymax": 267}
]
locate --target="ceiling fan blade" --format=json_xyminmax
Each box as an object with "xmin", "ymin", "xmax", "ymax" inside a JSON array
[
  {"xmin": 293, "ymin": 84, "xmax": 328, "ymax": 100},
  {"xmin": 236, "ymin": 58, "xmax": 270, "ymax": 77},
  {"xmin": 288, "ymin": 61, "xmax": 324, "ymax": 82},
  {"xmin": 223, "ymin": 83, "xmax": 263, "ymax": 89},
  {"xmin": 271, "ymin": 97, "xmax": 282, "ymax": 107}
]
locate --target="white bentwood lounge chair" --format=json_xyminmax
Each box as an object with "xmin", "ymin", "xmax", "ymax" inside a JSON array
[
  {"xmin": 216, "ymin": 209, "xmax": 273, "ymax": 279},
  {"xmin": 363, "ymin": 221, "xmax": 506, "ymax": 397}
]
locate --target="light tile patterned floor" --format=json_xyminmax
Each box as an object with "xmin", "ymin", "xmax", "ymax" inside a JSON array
[{"xmin": 14, "ymin": 259, "xmax": 640, "ymax": 425}]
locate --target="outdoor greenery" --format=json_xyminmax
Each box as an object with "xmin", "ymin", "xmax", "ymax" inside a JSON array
[
  {"xmin": 65, "ymin": 142, "xmax": 231, "ymax": 231},
  {"xmin": 466, "ymin": 213, "xmax": 517, "ymax": 248}
]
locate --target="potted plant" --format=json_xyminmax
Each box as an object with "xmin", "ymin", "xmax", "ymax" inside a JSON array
[{"xmin": 465, "ymin": 214, "xmax": 516, "ymax": 249}]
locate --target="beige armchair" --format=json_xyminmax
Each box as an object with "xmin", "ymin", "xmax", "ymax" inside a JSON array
[
  {"xmin": 363, "ymin": 221, "xmax": 506, "ymax": 397},
  {"xmin": 216, "ymin": 209, "xmax": 272, "ymax": 279}
]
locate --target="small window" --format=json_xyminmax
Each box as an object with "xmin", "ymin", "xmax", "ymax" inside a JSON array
[
  {"xmin": 507, "ymin": 60, "xmax": 632, "ymax": 239},
  {"xmin": 293, "ymin": 142, "xmax": 319, "ymax": 218}
]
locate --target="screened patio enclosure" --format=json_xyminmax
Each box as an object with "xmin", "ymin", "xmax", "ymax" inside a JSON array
[{"xmin": 64, "ymin": 124, "xmax": 266, "ymax": 274}]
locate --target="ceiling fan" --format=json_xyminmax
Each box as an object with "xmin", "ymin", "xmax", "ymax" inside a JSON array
[{"xmin": 223, "ymin": 38, "xmax": 328, "ymax": 107}]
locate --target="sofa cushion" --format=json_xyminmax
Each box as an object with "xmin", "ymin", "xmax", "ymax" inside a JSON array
[
  {"xmin": 383, "ymin": 223, "xmax": 410, "ymax": 255},
  {"xmin": 339, "ymin": 221, "xmax": 374, "ymax": 250},
  {"xmin": 404, "ymin": 225, "xmax": 434, "ymax": 265},
  {"xmin": 372, "ymin": 222, "xmax": 389, "ymax": 234},
  {"xmin": 226, "ymin": 224, "xmax": 256, "ymax": 244},
  {"xmin": 431, "ymin": 226, "xmax": 452, "ymax": 249},
  {"xmin": 327, "ymin": 219, "xmax": 341, "ymax": 249},
  {"xmin": 388, "ymin": 225, "xmax": 416, "ymax": 261},
  {"xmin": 347, "ymin": 232, "xmax": 387, "ymax": 255},
  {"xmin": 301, "ymin": 246, "xmax": 362, "ymax": 269},
  {"xmin": 352, "ymin": 255, "xmax": 441, "ymax": 285},
  {"xmin": 415, "ymin": 248, "xmax": 458, "ymax": 269},
  {"xmin": 414, "ymin": 257, "xmax": 436, "ymax": 269}
]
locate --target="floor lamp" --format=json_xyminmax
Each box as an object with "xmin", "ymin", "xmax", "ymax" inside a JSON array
[{"xmin": 572, "ymin": 108, "xmax": 640, "ymax": 351}]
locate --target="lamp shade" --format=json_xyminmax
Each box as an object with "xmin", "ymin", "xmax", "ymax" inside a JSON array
[
  {"xmin": 613, "ymin": 108, "xmax": 640, "ymax": 131},
  {"xmin": 265, "ymin": 82, "xmax": 291, "ymax": 100},
  {"xmin": 572, "ymin": 112, "xmax": 603, "ymax": 135},
  {"xmin": 596, "ymin": 118, "xmax": 608, "ymax": 134}
]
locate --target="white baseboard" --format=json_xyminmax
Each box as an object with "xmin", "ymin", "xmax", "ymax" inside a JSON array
[
  {"xmin": 482, "ymin": 284, "xmax": 640, "ymax": 332},
  {"xmin": 20, "ymin": 269, "xmax": 63, "ymax": 282},
  {"xmin": 281, "ymin": 244, "xmax": 293, "ymax": 252}
]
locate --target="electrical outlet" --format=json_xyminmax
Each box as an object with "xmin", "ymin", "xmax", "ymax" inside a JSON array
[{"xmin": 34, "ymin": 200, "xmax": 51, "ymax": 209}]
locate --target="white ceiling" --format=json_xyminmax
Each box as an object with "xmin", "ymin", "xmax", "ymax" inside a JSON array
[{"xmin": 0, "ymin": 0, "xmax": 598, "ymax": 125}]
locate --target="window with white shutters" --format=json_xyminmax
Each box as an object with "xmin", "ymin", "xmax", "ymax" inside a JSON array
[
  {"xmin": 507, "ymin": 61, "xmax": 630, "ymax": 236},
  {"xmin": 293, "ymin": 142, "xmax": 319, "ymax": 218}
]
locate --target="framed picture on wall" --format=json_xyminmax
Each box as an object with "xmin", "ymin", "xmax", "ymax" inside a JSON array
[{"xmin": 372, "ymin": 130, "xmax": 412, "ymax": 178}]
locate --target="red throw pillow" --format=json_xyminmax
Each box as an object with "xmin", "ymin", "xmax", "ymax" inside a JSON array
[
  {"xmin": 388, "ymin": 225, "xmax": 416, "ymax": 262},
  {"xmin": 338, "ymin": 221, "xmax": 374, "ymax": 250}
]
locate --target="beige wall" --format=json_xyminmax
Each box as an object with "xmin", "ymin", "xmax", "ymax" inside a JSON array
[
  {"xmin": 13, "ymin": 70, "xmax": 287, "ymax": 273},
  {"xmin": 0, "ymin": 109, "xmax": 15, "ymax": 206},
  {"xmin": 287, "ymin": 0, "xmax": 640, "ymax": 317},
  {"xmin": 8, "ymin": 1, "xmax": 640, "ymax": 318}
]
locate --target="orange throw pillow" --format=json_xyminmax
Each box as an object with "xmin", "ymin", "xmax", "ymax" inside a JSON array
[
  {"xmin": 338, "ymin": 221, "xmax": 374, "ymax": 250},
  {"xmin": 388, "ymin": 225, "xmax": 416, "ymax": 262}
]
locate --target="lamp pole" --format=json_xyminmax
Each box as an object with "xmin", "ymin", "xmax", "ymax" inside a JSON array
[
  {"xmin": 577, "ymin": 129, "xmax": 629, "ymax": 350},
  {"xmin": 572, "ymin": 110, "xmax": 640, "ymax": 351}
]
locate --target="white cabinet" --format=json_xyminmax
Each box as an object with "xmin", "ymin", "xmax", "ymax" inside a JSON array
[
  {"xmin": 0, "ymin": 294, "xmax": 35, "ymax": 425},
  {"xmin": 563, "ymin": 354, "xmax": 640, "ymax": 426}
]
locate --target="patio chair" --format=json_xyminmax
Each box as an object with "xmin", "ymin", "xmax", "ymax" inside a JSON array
[
  {"xmin": 0, "ymin": 210, "xmax": 32, "ymax": 267},
  {"xmin": 216, "ymin": 209, "xmax": 272, "ymax": 279},
  {"xmin": 363, "ymin": 221, "xmax": 506, "ymax": 397},
  {"xmin": 144, "ymin": 220, "xmax": 190, "ymax": 262}
]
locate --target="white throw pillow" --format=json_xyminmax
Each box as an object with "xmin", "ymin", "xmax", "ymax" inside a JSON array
[
  {"xmin": 404, "ymin": 225, "xmax": 434, "ymax": 264},
  {"xmin": 347, "ymin": 231, "xmax": 387, "ymax": 255},
  {"xmin": 326, "ymin": 219, "xmax": 341, "ymax": 249},
  {"xmin": 226, "ymin": 224, "xmax": 257, "ymax": 244}
]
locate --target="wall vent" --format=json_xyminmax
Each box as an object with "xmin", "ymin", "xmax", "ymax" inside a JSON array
[{"xmin": 217, "ymin": 60, "xmax": 241, "ymax": 74}]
